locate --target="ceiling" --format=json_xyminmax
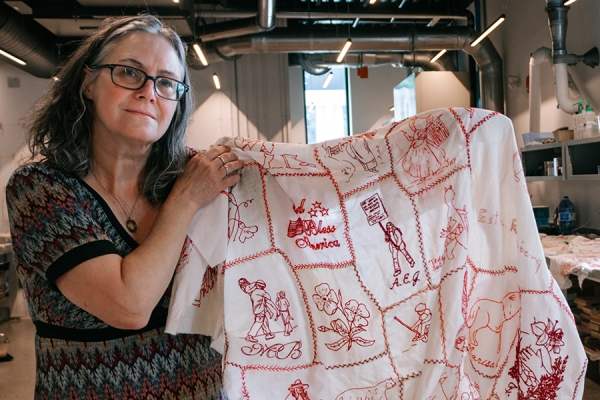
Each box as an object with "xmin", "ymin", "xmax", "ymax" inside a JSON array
[
  {"xmin": 1, "ymin": 0, "xmax": 509, "ymax": 111},
  {"xmin": 3, "ymin": 0, "xmax": 477, "ymax": 63},
  {"xmin": 7, "ymin": 1, "xmax": 476, "ymax": 39}
]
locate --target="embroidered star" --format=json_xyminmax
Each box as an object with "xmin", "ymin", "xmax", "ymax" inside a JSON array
[
  {"xmin": 308, "ymin": 209, "xmax": 318, "ymax": 218},
  {"xmin": 312, "ymin": 201, "xmax": 322, "ymax": 209},
  {"xmin": 320, "ymin": 208, "xmax": 329, "ymax": 216}
]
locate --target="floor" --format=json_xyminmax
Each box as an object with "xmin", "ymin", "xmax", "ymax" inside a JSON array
[{"xmin": 1, "ymin": 317, "xmax": 600, "ymax": 399}]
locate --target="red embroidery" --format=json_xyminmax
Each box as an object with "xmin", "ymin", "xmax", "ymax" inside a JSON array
[
  {"xmin": 440, "ymin": 185, "xmax": 468, "ymax": 261},
  {"xmin": 467, "ymin": 291, "xmax": 521, "ymax": 354},
  {"xmin": 334, "ymin": 377, "xmax": 396, "ymax": 400},
  {"xmin": 313, "ymin": 283, "xmax": 375, "ymax": 351},
  {"xmin": 506, "ymin": 319, "xmax": 568, "ymax": 399},
  {"xmin": 399, "ymin": 114, "xmax": 450, "ymax": 181},
  {"xmin": 192, "ymin": 266, "xmax": 218, "ymax": 308},
  {"xmin": 228, "ymin": 192, "xmax": 258, "ymax": 243},
  {"xmin": 394, "ymin": 303, "xmax": 432, "ymax": 343}
]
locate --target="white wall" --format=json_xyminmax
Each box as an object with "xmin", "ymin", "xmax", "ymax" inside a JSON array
[
  {"xmin": 0, "ymin": 61, "xmax": 49, "ymax": 233},
  {"xmin": 348, "ymin": 64, "xmax": 408, "ymax": 135},
  {"xmin": 186, "ymin": 53, "xmax": 293, "ymax": 149},
  {"xmin": 489, "ymin": 0, "xmax": 600, "ymax": 228}
]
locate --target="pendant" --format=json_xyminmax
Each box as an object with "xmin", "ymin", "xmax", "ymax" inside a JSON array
[{"xmin": 126, "ymin": 218, "xmax": 137, "ymax": 233}]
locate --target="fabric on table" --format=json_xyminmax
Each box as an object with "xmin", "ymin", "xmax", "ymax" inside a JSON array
[
  {"xmin": 167, "ymin": 107, "xmax": 587, "ymax": 399},
  {"xmin": 542, "ymin": 234, "xmax": 600, "ymax": 289},
  {"xmin": 6, "ymin": 163, "xmax": 225, "ymax": 400}
]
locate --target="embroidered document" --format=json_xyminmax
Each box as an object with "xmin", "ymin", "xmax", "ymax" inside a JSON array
[{"xmin": 166, "ymin": 108, "xmax": 587, "ymax": 399}]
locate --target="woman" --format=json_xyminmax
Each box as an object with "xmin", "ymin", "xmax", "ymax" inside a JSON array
[{"xmin": 5, "ymin": 15, "xmax": 243, "ymax": 399}]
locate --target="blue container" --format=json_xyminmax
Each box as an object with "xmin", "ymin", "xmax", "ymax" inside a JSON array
[{"xmin": 557, "ymin": 196, "xmax": 576, "ymax": 235}]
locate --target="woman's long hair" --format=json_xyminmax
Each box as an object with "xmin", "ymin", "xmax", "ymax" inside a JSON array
[{"xmin": 27, "ymin": 14, "xmax": 194, "ymax": 204}]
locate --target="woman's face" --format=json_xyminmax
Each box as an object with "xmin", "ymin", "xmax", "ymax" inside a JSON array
[{"xmin": 84, "ymin": 31, "xmax": 184, "ymax": 148}]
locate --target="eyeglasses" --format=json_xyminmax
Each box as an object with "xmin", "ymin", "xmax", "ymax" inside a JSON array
[{"xmin": 89, "ymin": 64, "xmax": 189, "ymax": 101}]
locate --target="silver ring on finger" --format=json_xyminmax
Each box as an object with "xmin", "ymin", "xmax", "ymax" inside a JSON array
[
  {"xmin": 217, "ymin": 155, "xmax": 226, "ymax": 166},
  {"xmin": 224, "ymin": 165, "xmax": 229, "ymax": 176}
]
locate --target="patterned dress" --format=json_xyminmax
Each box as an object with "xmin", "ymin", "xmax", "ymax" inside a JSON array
[{"xmin": 6, "ymin": 163, "xmax": 226, "ymax": 400}]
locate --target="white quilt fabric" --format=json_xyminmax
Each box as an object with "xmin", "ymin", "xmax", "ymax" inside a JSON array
[{"xmin": 166, "ymin": 107, "xmax": 587, "ymax": 399}]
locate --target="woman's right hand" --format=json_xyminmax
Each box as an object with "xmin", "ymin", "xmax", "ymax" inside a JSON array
[{"xmin": 170, "ymin": 145, "xmax": 245, "ymax": 213}]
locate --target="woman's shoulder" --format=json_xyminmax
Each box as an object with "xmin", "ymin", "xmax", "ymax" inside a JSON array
[{"xmin": 7, "ymin": 162, "xmax": 78, "ymax": 194}]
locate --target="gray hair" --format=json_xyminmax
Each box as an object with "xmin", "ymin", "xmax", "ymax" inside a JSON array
[{"xmin": 27, "ymin": 14, "xmax": 194, "ymax": 204}]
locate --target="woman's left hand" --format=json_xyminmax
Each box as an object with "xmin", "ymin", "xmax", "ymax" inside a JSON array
[{"xmin": 169, "ymin": 145, "xmax": 244, "ymax": 213}]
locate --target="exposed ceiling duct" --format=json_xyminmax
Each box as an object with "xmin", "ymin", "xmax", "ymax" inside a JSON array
[
  {"xmin": 290, "ymin": 51, "xmax": 458, "ymax": 73},
  {"xmin": 0, "ymin": 0, "xmax": 503, "ymax": 112},
  {"xmin": 191, "ymin": 27, "xmax": 503, "ymax": 112},
  {"xmin": 0, "ymin": 1, "xmax": 58, "ymax": 79},
  {"xmin": 196, "ymin": 0, "xmax": 276, "ymax": 42}
]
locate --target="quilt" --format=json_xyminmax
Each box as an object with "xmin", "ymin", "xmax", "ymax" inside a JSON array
[{"xmin": 166, "ymin": 107, "xmax": 587, "ymax": 400}]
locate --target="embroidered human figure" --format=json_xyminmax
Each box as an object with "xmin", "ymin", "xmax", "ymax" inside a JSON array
[
  {"xmin": 440, "ymin": 186, "xmax": 468, "ymax": 260},
  {"xmin": 275, "ymin": 290, "xmax": 294, "ymax": 336},
  {"xmin": 238, "ymin": 278, "xmax": 277, "ymax": 343},
  {"xmin": 399, "ymin": 114, "xmax": 449, "ymax": 180},
  {"xmin": 383, "ymin": 221, "xmax": 415, "ymax": 276},
  {"xmin": 286, "ymin": 379, "xmax": 311, "ymax": 400},
  {"xmin": 410, "ymin": 303, "xmax": 432, "ymax": 342},
  {"xmin": 344, "ymin": 136, "xmax": 378, "ymax": 173},
  {"xmin": 322, "ymin": 135, "xmax": 378, "ymax": 182}
]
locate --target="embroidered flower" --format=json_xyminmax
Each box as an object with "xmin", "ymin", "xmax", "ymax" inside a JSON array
[
  {"xmin": 313, "ymin": 283, "xmax": 339, "ymax": 315},
  {"xmin": 343, "ymin": 299, "xmax": 370, "ymax": 326},
  {"xmin": 531, "ymin": 319, "xmax": 564, "ymax": 354}
]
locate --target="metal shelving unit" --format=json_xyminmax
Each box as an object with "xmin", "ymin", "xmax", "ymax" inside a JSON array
[{"xmin": 521, "ymin": 136, "xmax": 600, "ymax": 181}]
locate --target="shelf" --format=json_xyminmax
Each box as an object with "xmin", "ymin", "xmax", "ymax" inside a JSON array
[
  {"xmin": 566, "ymin": 137, "xmax": 600, "ymax": 178},
  {"xmin": 521, "ymin": 136, "xmax": 600, "ymax": 181},
  {"xmin": 520, "ymin": 141, "xmax": 564, "ymax": 181},
  {"xmin": 525, "ymin": 176, "xmax": 564, "ymax": 182}
]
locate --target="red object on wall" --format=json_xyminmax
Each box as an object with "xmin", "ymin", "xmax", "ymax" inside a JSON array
[{"xmin": 357, "ymin": 66, "xmax": 369, "ymax": 78}]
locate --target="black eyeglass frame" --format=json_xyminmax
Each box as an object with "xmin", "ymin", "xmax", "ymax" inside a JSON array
[{"xmin": 88, "ymin": 63, "xmax": 189, "ymax": 101}]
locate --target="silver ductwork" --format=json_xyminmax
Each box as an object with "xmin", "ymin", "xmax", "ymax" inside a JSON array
[
  {"xmin": 197, "ymin": 0, "xmax": 276, "ymax": 42},
  {"xmin": 0, "ymin": 2, "xmax": 58, "ymax": 78},
  {"xmin": 195, "ymin": 27, "xmax": 503, "ymax": 112},
  {"xmin": 293, "ymin": 52, "xmax": 457, "ymax": 72}
]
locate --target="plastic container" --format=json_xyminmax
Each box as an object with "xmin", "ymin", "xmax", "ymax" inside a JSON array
[
  {"xmin": 573, "ymin": 102, "xmax": 584, "ymax": 139},
  {"xmin": 557, "ymin": 196, "xmax": 576, "ymax": 235},
  {"xmin": 581, "ymin": 101, "xmax": 596, "ymax": 138}
]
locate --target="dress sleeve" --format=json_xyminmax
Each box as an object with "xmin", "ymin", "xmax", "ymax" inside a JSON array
[{"xmin": 6, "ymin": 164, "xmax": 119, "ymax": 288}]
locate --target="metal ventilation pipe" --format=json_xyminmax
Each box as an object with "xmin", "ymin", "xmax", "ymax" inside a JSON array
[
  {"xmin": 545, "ymin": 3, "xmax": 599, "ymax": 114},
  {"xmin": 197, "ymin": 0, "xmax": 276, "ymax": 42},
  {"xmin": 294, "ymin": 52, "xmax": 457, "ymax": 72},
  {"xmin": 204, "ymin": 27, "xmax": 504, "ymax": 112},
  {"xmin": 0, "ymin": 2, "xmax": 58, "ymax": 78}
]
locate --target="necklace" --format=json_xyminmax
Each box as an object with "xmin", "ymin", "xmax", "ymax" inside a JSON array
[{"xmin": 91, "ymin": 170, "xmax": 141, "ymax": 233}]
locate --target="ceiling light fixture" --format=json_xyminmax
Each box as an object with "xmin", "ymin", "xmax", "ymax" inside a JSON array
[
  {"xmin": 213, "ymin": 73, "xmax": 221, "ymax": 90},
  {"xmin": 193, "ymin": 43, "xmax": 208, "ymax": 66},
  {"xmin": 322, "ymin": 72, "xmax": 334, "ymax": 88},
  {"xmin": 470, "ymin": 14, "xmax": 505, "ymax": 47},
  {"xmin": 564, "ymin": 0, "xmax": 577, "ymax": 5},
  {"xmin": 369, "ymin": 0, "xmax": 377, "ymax": 4},
  {"xmin": 430, "ymin": 49, "xmax": 447, "ymax": 63},
  {"xmin": 352, "ymin": 18, "xmax": 360, "ymax": 28},
  {"xmin": 336, "ymin": 39, "xmax": 352, "ymax": 63},
  {"xmin": 173, "ymin": 0, "xmax": 180, "ymax": 3},
  {"xmin": 0, "ymin": 48, "xmax": 26, "ymax": 65}
]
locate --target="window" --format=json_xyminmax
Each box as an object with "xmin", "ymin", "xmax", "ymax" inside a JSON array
[{"xmin": 303, "ymin": 66, "xmax": 349, "ymax": 144}]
